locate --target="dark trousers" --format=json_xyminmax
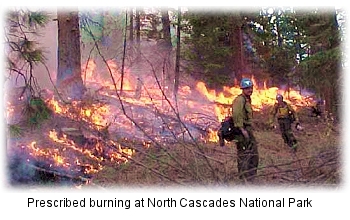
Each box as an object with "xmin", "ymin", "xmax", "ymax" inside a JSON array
[
  {"xmin": 235, "ymin": 126, "xmax": 259, "ymax": 181},
  {"xmin": 278, "ymin": 118, "xmax": 297, "ymax": 147}
]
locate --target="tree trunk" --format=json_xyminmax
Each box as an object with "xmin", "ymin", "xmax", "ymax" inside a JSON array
[
  {"xmin": 57, "ymin": 10, "xmax": 86, "ymax": 100},
  {"xmin": 120, "ymin": 11, "xmax": 128, "ymax": 94},
  {"xmin": 159, "ymin": 8, "xmax": 173, "ymax": 94},
  {"xmin": 135, "ymin": 8, "xmax": 141, "ymax": 61},
  {"xmin": 129, "ymin": 8, "xmax": 134, "ymax": 42},
  {"xmin": 173, "ymin": 8, "xmax": 181, "ymax": 99},
  {"xmin": 134, "ymin": 8, "xmax": 142, "ymax": 99},
  {"xmin": 330, "ymin": 10, "xmax": 341, "ymax": 118},
  {"xmin": 161, "ymin": 8, "xmax": 172, "ymax": 46},
  {"xmin": 230, "ymin": 16, "xmax": 244, "ymax": 85},
  {"xmin": 135, "ymin": 8, "xmax": 141, "ymax": 43}
]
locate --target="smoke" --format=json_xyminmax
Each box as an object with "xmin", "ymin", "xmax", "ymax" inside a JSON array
[
  {"xmin": 7, "ymin": 149, "xmax": 38, "ymax": 185},
  {"xmin": 7, "ymin": 144, "xmax": 86, "ymax": 186}
]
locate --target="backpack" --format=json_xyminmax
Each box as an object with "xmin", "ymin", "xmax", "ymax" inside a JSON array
[
  {"xmin": 217, "ymin": 116, "xmax": 241, "ymax": 142},
  {"xmin": 217, "ymin": 95, "xmax": 246, "ymax": 143}
]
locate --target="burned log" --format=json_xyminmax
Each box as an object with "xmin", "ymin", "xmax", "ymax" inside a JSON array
[
  {"xmin": 60, "ymin": 127, "xmax": 86, "ymax": 145},
  {"xmin": 8, "ymin": 148, "xmax": 90, "ymax": 186},
  {"xmin": 26, "ymin": 163, "xmax": 91, "ymax": 184}
]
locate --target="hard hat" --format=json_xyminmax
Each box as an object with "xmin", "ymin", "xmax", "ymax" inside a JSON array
[
  {"xmin": 240, "ymin": 78, "xmax": 253, "ymax": 89},
  {"xmin": 276, "ymin": 94, "xmax": 283, "ymax": 100}
]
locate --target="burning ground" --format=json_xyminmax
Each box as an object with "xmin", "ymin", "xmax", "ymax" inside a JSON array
[{"xmin": 5, "ymin": 58, "xmax": 341, "ymax": 188}]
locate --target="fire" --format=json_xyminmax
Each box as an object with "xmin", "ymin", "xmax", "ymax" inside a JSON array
[
  {"xmin": 49, "ymin": 129, "xmax": 104, "ymax": 163},
  {"xmin": 47, "ymin": 98, "xmax": 110, "ymax": 130},
  {"xmin": 16, "ymin": 129, "xmax": 136, "ymax": 177},
  {"xmin": 81, "ymin": 61, "xmax": 313, "ymax": 144},
  {"xmin": 53, "ymin": 154, "xmax": 66, "ymax": 166},
  {"xmin": 195, "ymin": 77, "xmax": 314, "ymax": 143},
  {"xmin": 7, "ymin": 56, "xmax": 317, "ymax": 184},
  {"xmin": 207, "ymin": 128, "xmax": 220, "ymax": 143},
  {"xmin": 24, "ymin": 141, "xmax": 71, "ymax": 168},
  {"xmin": 49, "ymin": 129, "xmax": 135, "ymax": 165},
  {"xmin": 196, "ymin": 79, "xmax": 313, "ymax": 122},
  {"xmin": 83, "ymin": 60, "xmax": 135, "ymax": 91}
]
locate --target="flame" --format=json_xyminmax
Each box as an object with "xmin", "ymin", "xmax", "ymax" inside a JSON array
[
  {"xmin": 46, "ymin": 98, "xmax": 110, "ymax": 130},
  {"xmin": 83, "ymin": 60, "xmax": 135, "ymax": 91},
  {"xmin": 8, "ymin": 57, "xmax": 316, "ymax": 182},
  {"xmin": 196, "ymin": 80, "xmax": 313, "ymax": 122},
  {"xmin": 49, "ymin": 130, "xmax": 104, "ymax": 163},
  {"xmin": 25, "ymin": 141, "xmax": 71, "ymax": 168},
  {"xmin": 17, "ymin": 130, "xmax": 135, "ymax": 176},
  {"xmin": 196, "ymin": 78, "xmax": 314, "ymax": 143},
  {"xmin": 207, "ymin": 128, "xmax": 219, "ymax": 142}
]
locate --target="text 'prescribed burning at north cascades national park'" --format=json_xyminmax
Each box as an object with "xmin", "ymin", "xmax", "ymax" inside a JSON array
[{"xmin": 27, "ymin": 197, "xmax": 313, "ymax": 209}]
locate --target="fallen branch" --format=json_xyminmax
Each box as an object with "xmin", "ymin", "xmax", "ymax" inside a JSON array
[{"xmin": 26, "ymin": 163, "xmax": 91, "ymax": 184}]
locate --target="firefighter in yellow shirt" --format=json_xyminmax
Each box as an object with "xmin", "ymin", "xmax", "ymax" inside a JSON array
[
  {"xmin": 269, "ymin": 94, "xmax": 299, "ymax": 152},
  {"xmin": 231, "ymin": 78, "xmax": 259, "ymax": 182}
]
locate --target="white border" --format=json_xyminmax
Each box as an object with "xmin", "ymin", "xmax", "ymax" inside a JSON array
[{"xmin": 1, "ymin": 2, "xmax": 348, "ymax": 219}]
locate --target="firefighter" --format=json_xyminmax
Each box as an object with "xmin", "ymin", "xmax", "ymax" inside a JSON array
[
  {"xmin": 269, "ymin": 94, "xmax": 299, "ymax": 152},
  {"xmin": 231, "ymin": 78, "xmax": 259, "ymax": 182}
]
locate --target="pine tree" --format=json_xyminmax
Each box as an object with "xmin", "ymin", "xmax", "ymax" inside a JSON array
[{"xmin": 56, "ymin": 9, "xmax": 86, "ymax": 100}]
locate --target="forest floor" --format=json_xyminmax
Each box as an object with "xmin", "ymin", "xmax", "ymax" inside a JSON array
[
  {"xmin": 6, "ymin": 101, "xmax": 342, "ymax": 189},
  {"xmin": 91, "ymin": 108, "xmax": 341, "ymax": 188}
]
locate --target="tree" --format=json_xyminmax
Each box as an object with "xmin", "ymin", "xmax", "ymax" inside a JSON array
[
  {"xmin": 161, "ymin": 8, "xmax": 172, "ymax": 47},
  {"xmin": 173, "ymin": 8, "xmax": 181, "ymax": 99},
  {"xmin": 120, "ymin": 10, "xmax": 128, "ymax": 94},
  {"xmin": 246, "ymin": 8, "xmax": 306, "ymax": 87},
  {"xmin": 229, "ymin": 13, "xmax": 246, "ymax": 85},
  {"xmin": 135, "ymin": 8, "xmax": 141, "ymax": 44},
  {"xmin": 158, "ymin": 8, "xmax": 173, "ymax": 94},
  {"xmin": 129, "ymin": 8, "xmax": 134, "ymax": 42},
  {"xmin": 5, "ymin": 9, "xmax": 53, "ymax": 128},
  {"xmin": 5, "ymin": 9, "xmax": 49, "ymax": 97},
  {"xmin": 182, "ymin": 9, "xmax": 250, "ymax": 88},
  {"xmin": 56, "ymin": 9, "xmax": 86, "ymax": 100},
  {"xmin": 295, "ymin": 8, "xmax": 341, "ymax": 116}
]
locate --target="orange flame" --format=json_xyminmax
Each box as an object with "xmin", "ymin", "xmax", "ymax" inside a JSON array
[
  {"xmin": 82, "ymin": 60, "xmax": 135, "ymax": 91},
  {"xmin": 11, "ymin": 58, "xmax": 316, "ymax": 178},
  {"xmin": 46, "ymin": 98, "xmax": 110, "ymax": 130},
  {"xmin": 196, "ymin": 80, "xmax": 313, "ymax": 122},
  {"xmin": 15, "ymin": 130, "xmax": 136, "ymax": 175}
]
